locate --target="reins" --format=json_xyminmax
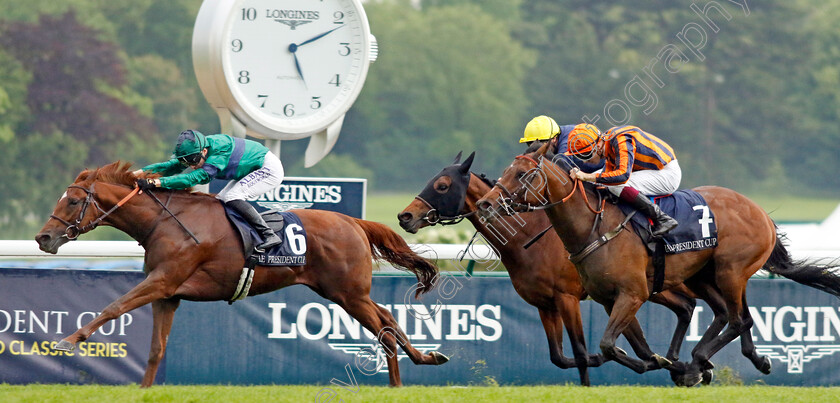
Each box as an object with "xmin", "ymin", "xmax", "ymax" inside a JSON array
[
  {"xmin": 49, "ymin": 181, "xmax": 200, "ymax": 244},
  {"xmin": 499, "ymin": 154, "xmax": 634, "ymax": 263}
]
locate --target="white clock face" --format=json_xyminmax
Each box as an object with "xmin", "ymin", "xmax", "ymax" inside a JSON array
[{"xmin": 222, "ymin": 0, "xmax": 370, "ymax": 135}]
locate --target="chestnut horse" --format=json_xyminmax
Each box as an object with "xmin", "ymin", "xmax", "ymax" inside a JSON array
[
  {"xmin": 398, "ymin": 152, "xmax": 767, "ymax": 385},
  {"xmin": 35, "ymin": 161, "xmax": 448, "ymax": 387},
  {"xmin": 476, "ymin": 143, "xmax": 840, "ymax": 386}
]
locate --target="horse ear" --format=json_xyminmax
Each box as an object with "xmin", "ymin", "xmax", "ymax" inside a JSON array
[
  {"xmin": 536, "ymin": 141, "xmax": 551, "ymax": 156},
  {"xmin": 452, "ymin": 151, "xmax": 463, "ymax": 164},
  {"xmin": 459, "ymin": 151, "xmax": 475, "ymax": 173}
]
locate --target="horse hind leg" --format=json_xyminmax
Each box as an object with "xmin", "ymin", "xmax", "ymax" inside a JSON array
[
  {"xmin": 739, "ymin": 293, "xmax": 771, "ymax": 374},
  {"xmin": 334, "ymin": 298, "xmax": 402, "ymax": 386},
  {"xmin": 373, "ymin": 304, "xmax": 449, "ymax": 366}
]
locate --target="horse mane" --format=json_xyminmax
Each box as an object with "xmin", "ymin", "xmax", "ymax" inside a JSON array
[
  {"xmin": 87, "ymin": 161, "xmax": 143, "ymax": 187},
  {"xmin": 87, "ymin": 161, "xmax": 212, "ymax": 198},
  {"xmin": 473, "ymin": 172, "xmax": 496, "ymax": 188}
]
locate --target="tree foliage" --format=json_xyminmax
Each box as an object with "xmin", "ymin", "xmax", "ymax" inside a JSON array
[
  {"xmin": 0, "ymin": 0, "xmax": 839, "ymax": 238},
  {"xmin": 0, "ymin": 11, "xmax": 157, "ymax": 165}
]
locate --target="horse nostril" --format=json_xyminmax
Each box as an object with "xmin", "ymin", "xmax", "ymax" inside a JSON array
[
  {"xmin": 35, "ymin": 233, "xmax": 51, "ymax": 245},
  {"xmin": 397, "ymin": 212, "xmax": 413, "ymax": 223}
]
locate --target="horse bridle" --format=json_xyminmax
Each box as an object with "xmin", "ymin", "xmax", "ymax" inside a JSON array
[
  {"xmin": 413, "ymin": 195, "xmax": 476, "ymax": 226},
  {"xmin": 495, "ymin": 154, "xmax": 604, "ymax": 215},
  {"xmin": 496, "ymin": 154, "xmax": 635, "ymax": 264},
  {"xmin": 49, "ymin": 183, "xmax": 140, "ymax": 240}
]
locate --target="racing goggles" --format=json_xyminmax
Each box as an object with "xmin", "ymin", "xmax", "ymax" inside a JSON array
[{"xmin": 178, "ymin": 152, "xmax": 203, "ymax": 166}]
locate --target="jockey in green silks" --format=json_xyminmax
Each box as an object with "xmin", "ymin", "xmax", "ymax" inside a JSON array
[{"xmin": 134, "ymin": 130, "xmax": 283, "ymax": 250}]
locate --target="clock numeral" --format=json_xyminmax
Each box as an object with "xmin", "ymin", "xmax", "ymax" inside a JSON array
[
  {"xmin": 311, "ymin": 96, "xmax": 322, "ymax": 110},
  {"xmin": 238, "ymin": 71, "xmax": 250, "ymax": 84},
  {"xmin": 338, "ymin": 43, "xmax": 351, "ymax": 56},
  {"xmin": 257, "ymin": 95, "xmax": 268, "ymax": 108},
  {"xmin": 232, "ymin": 39, "xmax": 243, "ymax": 53},
  {"xmin": 241, "ymin": 8, "xmax": 257, "ymax": 21},
  {"xmin": 283, "ymin": 104, "xmax": 295, "ymax": 117},
  {"xmin": 333, "ymin": 11, "xmax": 345, "ymax": 24},
  {"xmin": 329, "ymin": 74, "xmax": 341, "ymax": 87}
]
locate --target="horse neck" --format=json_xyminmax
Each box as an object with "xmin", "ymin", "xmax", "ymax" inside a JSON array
[
  {"xmin": 541, "ymin": 174, "xmax": 601, "ymax": 253},
  {"xmin": 464, "ymin": 174, "xmax": 539, "ymax": 254}
]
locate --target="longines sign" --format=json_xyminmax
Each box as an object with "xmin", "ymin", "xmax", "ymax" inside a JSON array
[
  {"xmin": 4, "ymin": 270, "xmax": 839, "ymax": 385},
  {"xmin": 210, "ymin": 176, "xmax": 366, "ymax": 219}
]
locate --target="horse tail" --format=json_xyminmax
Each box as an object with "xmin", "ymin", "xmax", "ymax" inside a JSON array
[
  {"xmin": 763, "ymin": 229, "xmax": 840, "ymax": 298},
  {"xmin": 354, "ymin": 218, "xmax": 439, "ymax": 297}
]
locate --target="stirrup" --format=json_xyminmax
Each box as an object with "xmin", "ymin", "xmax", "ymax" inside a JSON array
[
  {"xmin": 257, "ymin": 234, "xmax": 282, "ymax": 251},
  {"xmin": 651, "ymin": 218, "xmax": 678, "ymax": 237}
]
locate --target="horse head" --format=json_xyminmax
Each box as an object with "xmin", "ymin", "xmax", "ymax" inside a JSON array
[
  {"xmin": 398, "ymin": 151, "xmax": 475, "ymax": 233},
  {"xmin": 476, "ymin": 142, "xmax": 577, "ymax": 222},
  {"xmin": 35, "ymin": 161, "xmax": 140, "ymax": 254}
]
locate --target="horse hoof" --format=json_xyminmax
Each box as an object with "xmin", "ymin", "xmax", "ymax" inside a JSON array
[
  {"xmin": 682, "ymin": 372, "xmax": 703, "ymax": 387},
  {"xmin": 652, "ymin": 353, "xmax": 673, "ymax": 368},
  {"xmin": 55, "ymin": 339, "xmax": 75, "ymax": 352},
  {"xmin": 701, "ymin": 369, "xmax": 714, "ymax": 385},
  {"xmin": 430, "ymin": 351, "xmax": 449, "ymax": 365},
  {"xmin": 758, "ymin": 356, "xmax": 772, "ymax": 374}
]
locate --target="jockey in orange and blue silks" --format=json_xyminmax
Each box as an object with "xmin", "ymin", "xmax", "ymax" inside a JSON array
[{"xmin": 565, "ymin": 125, "xmax": 680, "ymax": 237}]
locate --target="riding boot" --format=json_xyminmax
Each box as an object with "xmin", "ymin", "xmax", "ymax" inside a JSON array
[
  {"xmin": 628, "ymin": 194, "xmax": 678, "ymax": 237},
  {"xmin": 226, "ymin": 200, "xmax": 283, "ymax": 250}
]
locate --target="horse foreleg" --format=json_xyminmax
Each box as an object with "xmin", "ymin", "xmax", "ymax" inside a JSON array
[
  {"xmin": 599, "ymin": 294, "xmax": 656, "ymax": 374},
  {"xmin": 556, "ymin": 294, "xmax": 606, "ymax": 385},
  {"xmin": 649, "ymin": 289, "xmax": 696, "ymax": 362},
  {"xmin": 56, "ymin": 274, "xmax": 173, "ymax": 351},
  {"xmin": 538, "ymin": 309, "xmax": 574, "ymax": 369},
  {"xmin": 141, "ymin": 298, "xmax": 180, "ymax": 388},
  {"xmin": 620, "ymin": 316, "xmax": 675, "ymax": 371}
]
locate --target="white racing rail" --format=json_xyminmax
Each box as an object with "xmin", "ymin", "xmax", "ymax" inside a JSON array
[{"xmin": 2, "ymin": 236, "xmax": 837, "ymax": 265}]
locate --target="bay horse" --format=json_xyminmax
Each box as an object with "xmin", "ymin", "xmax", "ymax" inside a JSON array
[
  {"xmin": 476, "ymin": 142, "xmax": 840, "ymax": 386},
  {"xmin": 398, "ymin": 152, "xmax": 766, "ymax": 385},
  {"xmin": 35, "ymin": 161, "xmax": 449, "ymax": 387}
]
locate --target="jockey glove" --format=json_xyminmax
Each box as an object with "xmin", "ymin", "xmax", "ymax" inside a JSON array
[{"xmin": 136, "ymin": 178, "xmax": 157, "ymax": 190}]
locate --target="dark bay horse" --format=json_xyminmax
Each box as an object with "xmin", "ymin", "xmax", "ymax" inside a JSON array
[
  {"xmin": 35, "ymin": 161, "xmax": 448, "ymax": 387},
  {"xmin": 398, "ymin": 152, "xmax": 733, "ymax": 385},
  {"xmin": 476, "ymin": 143, "xmax": 840, "ymax": 386}
]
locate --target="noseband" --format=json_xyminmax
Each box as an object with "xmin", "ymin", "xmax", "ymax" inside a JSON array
[
  {"xmin": 413, "ymin": 195, "xmax": 476, "ymax": 226},
  {"xmin": 49, "ymin": 183, "xmax": 140, "ymax": 240}
]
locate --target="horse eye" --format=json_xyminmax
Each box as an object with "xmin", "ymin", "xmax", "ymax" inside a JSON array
[
  {"xmin": 68, "ymin": 199, "xmax": 80, "ymax": 206},
  {"xmin": 436, "ymin": 184, "xmax": 449, "ymax": 191},
  {"xmin": 515, "ymin": 171, "xmax": 525, "ymax": 179}
]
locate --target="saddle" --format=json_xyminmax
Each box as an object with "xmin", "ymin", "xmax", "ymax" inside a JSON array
[
  {"xmin": 614, "ymin": 189, "xmax": 719, "ymax": 295},
  {"xmin": 222, "ymin": 204, "xmax": 308, "ymax": 266},
  {"xmin": 222, "ymin": 205, "xmax": 308, "ymax": 304}
]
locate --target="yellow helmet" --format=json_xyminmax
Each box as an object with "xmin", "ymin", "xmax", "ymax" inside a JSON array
[{"xmin": 519, "ymin": 116, "xmax": 560, "ymax": 143}]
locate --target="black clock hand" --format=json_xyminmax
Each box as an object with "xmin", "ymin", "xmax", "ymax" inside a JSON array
[
  {"xmin": 288, "ymin": 43, "xmax": 307, "ymax": 87},
  {"xmin": 296, "ymin": 24, "xmax": 346, "ymax": 48}
]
